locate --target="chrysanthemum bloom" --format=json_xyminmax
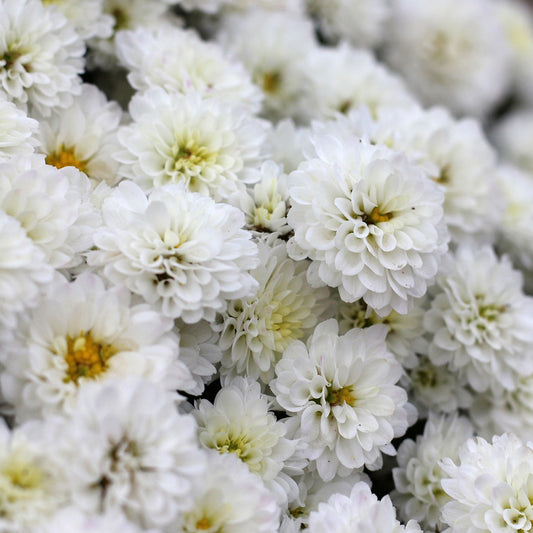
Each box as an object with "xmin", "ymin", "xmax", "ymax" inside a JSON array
[
  {"xmin": 271, "ymin": 319, "xmax": 415, "ymax": 481},
  {"xmin": 231, "ymin": 160, "xmax": 292, "ymax": 239},
  {"xmin": 441, "ymin": 433, "xmax": 533, "ymax": 533},
  {"xmin": 0, "ymin": 212, "xmax": 53, "ymax": 332},
  {"xmin": 115, "ymin": 88, "xmax": 268, "ymax": 201},
  {"xmin": 194, "ymin": 376, "xmax": 300, "ymax": 507},
  {"xmin": 217, "ymin": 241, "xmax": 330, "ymax": 383},
  {"xmin": 288, "ymin": 129, "xmax": 448, "ymax": 316},
  {"xmin": 88, "ymin": 181, "xmax": 258, "ymax": 322},
  {"xmin": 51, "ymin": 379, "xmax": 206, "ymax": 529},
  {"xmin": 0, "ymin": 420, "xmax": 68, "ymax": 531},
  {"xmin": 35, "ymin": 507, "xmax": 150, "ymax": 533},
  {"xmin": 216, "ymin": 9, "xmax": 318, "ymax": 121},
  {"xmin": 36, "ymin": 84, "xmax": 122, "ymax": 187},
  {"xmin": 1, "ymin": 272, "xmax": 191, "ymax": 421},
  {"xmin": 176, "ymin": 450, "xmax": 279, "ymax": 533},
  {"xmin": 308, "ymin": 481, "xmax": 422, "ymax": 533},
  {"xmin": 407, "ymin": 356, "xmax": 473, "ymax": 416},
  {"xmin": 305, "ymin": 44, "xmax": 418, "ymax": 121},
  {"xmin": 306, "ymin": 0, "xmax": 389, "ymax": 48},
  {"xmin": 392, "ymin": 413, "xmax": 473, "ymax": 530},
  {"xmin": 424, "ymin": 246, "xmax": 533, "ymax": 393},
  {"xmin": 337, "ymin": 297, "xmax": 426, "ymax": 370},
  {"xmin": 384, "ymin": 0, "xmax": 510, "ymax": 117},
  {"xmin": 115, "ymin": 25, "xmax": 262, "ymax": 112},
  {"xmin": 41, "ymin": 0, "xmax": 113, "ymax": 40},
  {"xmin": 346, "ymin": 106, "xmax": 502, "ymax": 244},
  {"xmin": 0, "ymin": 0, "xmax": 84, "ymax": 116},
  {"xmin": 0, "ymin": 94, "xmax": 38, "ymax": 162},
  {"xmin": 0, "ymin": 155, "xmax": 99, "ymax": 268}
]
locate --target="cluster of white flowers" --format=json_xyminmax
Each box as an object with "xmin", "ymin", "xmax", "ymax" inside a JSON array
[{"xmin": 3, "ymin": 0, "xmax": 533, "ymax": 530}]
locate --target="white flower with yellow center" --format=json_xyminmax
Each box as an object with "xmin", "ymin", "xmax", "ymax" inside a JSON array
[
  {"xmin": 384, "ymin": 0, "xmax": 510, "ymax": 117},
  {"xmin": 52, "ymin": 379, "xmax": 206, "ymax": 529},
  {"xmin": 0, "ymin": 0, "xmax": 84, "ymax": 116},
  {"xmin": 41, "ymin": 0, "xmax": 113, "ymax": 40},
  {"xmin": 424, "ymin": 245, "xmax": 533, "ymax": 393},
  {"xmin": 271, "ymin": 319, "xmax": 415, "ymax": 481},
  {"xmin": 115, "ymin": 88, "xmax": 268, "ymax": 201},
  {"xmin": 177, "ymin": 450, "xmax": 279, "ymax": 533},
  {"xmin": 216, "ymin": 9, "xmax": 318, "ymax": 121},
  {"xmin": 0, "ymin": 93, "xmax": 39, "ymax": 162},
  {"xmin": 217, "ymin": 240, "xmax": 330, "ymax": 383},
  {"xmin": 306, "ymin": 43, "xmax": 418, "ymax": 121},
  {"xmin": 194, "ymin": 377, "xmax": 301, "ymax": 507},
  {"xmin": 115, "ymin": 25, "xmax": 262, "ymax": 112},
  {"xmin": 0, "ymin": 155, "xmax": 99, "ymax": 269},
  {"xmin": 0, "ymin": 212, "xmax": 53, "ymax": 332},
  {"xmin": 88, "ymin": 181, "xmax": 259, "ymax": 322},
  {"xmin": 308, "ymin": 482, "xmax": 422, "ymax": 533},
  {"xmin": 36, "ymin": 84, "xmax": 123, "ymax": 187},
  {"xmin": 0, "ymin": 420, "xmax": 67, "ymax": 531},
  {"xmin": 441, "ymin": 433, "xmax": 533, "ymax": 533},
  {"xmin": 288, "ymin": 129, "xmax": 448, "ymax": 316},
  {"xmin": 392, "ymin": 413, "xmax": 474, "ymax": 531},
  {"xmin": 1, "ymin": 272, "xmax": 191, "ymax": 421}
]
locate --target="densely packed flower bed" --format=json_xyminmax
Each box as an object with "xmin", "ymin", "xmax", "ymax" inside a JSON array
[{"xmin": 3, "ymin": 0, "xmax": 533, "ymax": 531}]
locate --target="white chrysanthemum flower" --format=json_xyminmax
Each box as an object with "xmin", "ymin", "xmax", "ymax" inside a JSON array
[
  {"xmin": 41, "ymin": 0, "xmax": 114, "ymax": 40},
  {"xmin": 496, "ymin": 164, "xmax": 533, "ymax": 272},
  {"xmin": 470, "ymin": 373, "xmax": 533, "ymax": 443},
  {"xmin": 306, "ymin": 0, "xmax": 389, "ymax": 48},
  {"xmin": 217, "ymin": 9, "xmax": 318, "ymax": 121},
  {"xmin": 271, "ymin": 319, "xmax": 414, "ymax": 480},
  {"xmin": 176, "ymin": 450, "xmax": 279, "ymax": 533},
  {"xmin": 306, "ymin": 44, "xmax": 418, "ymax": 121},
  {"xmin": 217, "ymin": 240, "xmax": 330, "ymax": 383},
  {"xmin": 492, "ymin": 108, "xmax": 533, "ymax": 174},
  {"xmin": 392, "ymin": 413, "xmax": 474, "ymax": 530},
  {"xmin": 176, "ymin": 319, "xmax": 221, "ymax": 397},
  {"xmin": 308, "ymin": 481, "xmax": 422, "ymax": 533},
  {"xmin": 0, "ymin": 155, "xmax": 99, "ymax": 268},
  {"xmin": 337, "ymin": 297, "xmax": 426, "ymax": 370},
  {"xmin": 0, "ymin": 419, "xmax": 68, "ymax": 531},
  {"xmin": 1, "ymin": 272, "xmax": 191, "ymax": 421},
  {"xmin": 35, "ymin": 507, "xmax": 152, "ymax": 533},
  {"xmin": 288, "ymin": 128, "xmax": 448, "ymax": 316},
  {"xmin": 88, "ymin": 0, "xmax": 177, "ymax": 69},
  {"xmin": 0, "ymin": 0, "xmax": 84, "ymax": 116},
  {"xmin": 0, "ymin": 212, "xmax": 53, "ymax": 332},
  {"xmin": 36, "ymin": 84, "xmax": 122, "ymax": 187},
  {"xmin": 348, "ymin": 105, "xmax": 502, "ymax": 244},
  {"xmin": 424, "ymin": 245, "xmax": 533, "ymax": 393},
  {"xmin": 268, "ymin": 119, "xmax": 310, "ymax": 173},
  {"xmin": 194, "ymin": 376, "xmax": 300, "ymax": 507},
  {"xmin": 115, "ymin": 88, "xmax": 268, "ymax": 200},
  {"xmin": 440, "ymin": 433, "xmax": 533, "ymax": 533},
  {"xmin": 384, "ymin": 0, "xmax": 511, "ymax": 117},
  {"xmin": 51, "ymin": 379, "xmax": 206, "ymax": 529},
  {"xmin": 88, "ymin": 181, "xmax": 258, "ymax": 322},
  {"xmin": 407, "ymin": 356, "xmax": 473, "ymax": 416},
  {"xmin": 115, "ymin": 25, "xmax": 261, "ymax": 112},
  {"xmin": 0, "ymin": 93, "xmax": 39, "ymax": 161},
  {"xmin": 231, "ymin": 160, "xmax": 291, "ymax": 239}
]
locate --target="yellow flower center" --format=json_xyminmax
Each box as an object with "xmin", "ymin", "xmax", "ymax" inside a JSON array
[
  {"xmin": 62, "ymin": 332, "xmax": 117, "ymax": 384},
  {"xmin": 46, "ymin": 146, "xmax": 87, "ymax": 173},
  {"xmin": 3, "ymin": 459, "xmax": 44, "ymax": 491},
  {"xmin": 363, "ymin": 206, "xmax": 393, "ymax": 225},
  {"xmin": 195, "ymin": 518, "xmax": 212, "ymax": 530},
  {"xmin": 327, "ymin": 386, "xmax": 356, "ymax": 407},
  {"xmin": 260, "ymin": 71, "xmax": 281, "ymax": 94}
]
